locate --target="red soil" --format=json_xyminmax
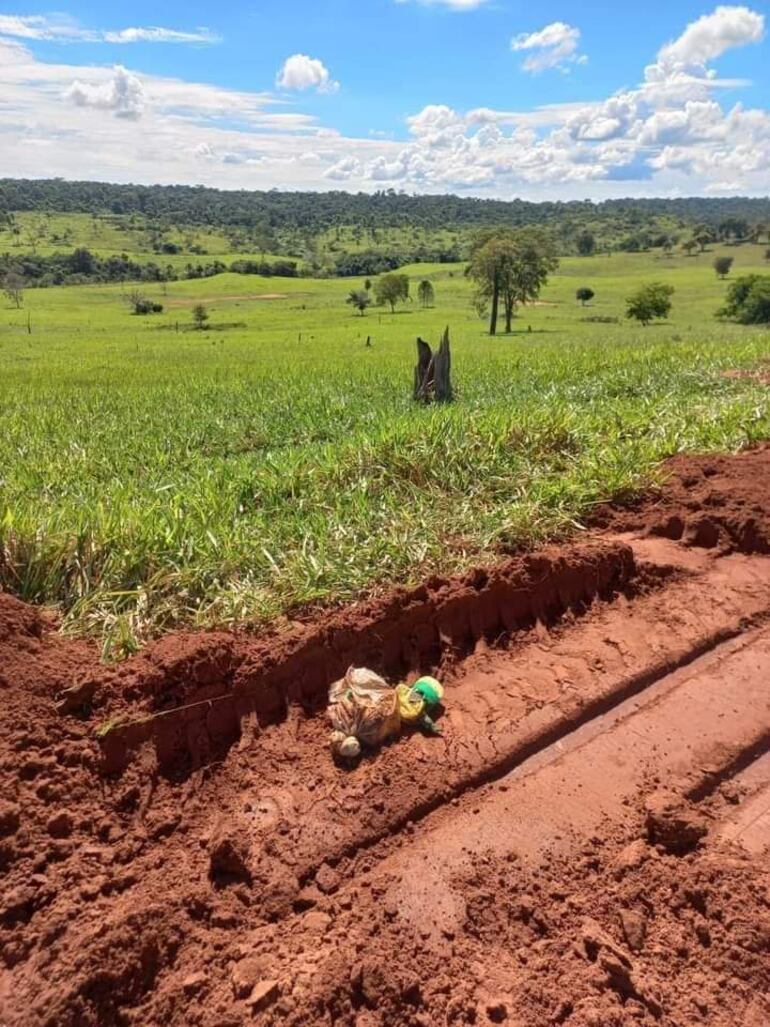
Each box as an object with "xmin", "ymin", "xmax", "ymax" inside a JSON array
[
  {"xmin": 593, "ymin": 443, "xmax": 770, "ymax": 553},
  {"xmin": 1, "ymin": 449, "xmax": 770, "ymax": 1026}
]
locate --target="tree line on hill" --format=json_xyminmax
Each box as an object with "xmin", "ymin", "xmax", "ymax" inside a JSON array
[
  {"xmin": 0, "ymin": 249, "xmax": 300, "ymax": 289},
  {"xmin": 2, "ymin": 178, "xmax": 769, "ymax": 239},
  {"xmin": 332, "ymin": 246, "xmax": 460, "ymax": 277},
  {"xmin": 0, "ymin": 243, "xmax": 464, "ymax": 290}
]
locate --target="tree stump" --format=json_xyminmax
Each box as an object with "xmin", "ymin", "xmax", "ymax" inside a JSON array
[{"xmin": 413, "ymin": 327, "xmax": 453, "ymax": 403}]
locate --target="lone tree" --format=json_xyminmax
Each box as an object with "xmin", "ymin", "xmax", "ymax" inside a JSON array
[
  {"xmin": 467, "ymin": 228, "xmax": 558, "ymax": 335},
  {"xmin": 3, "ymin": 271, "xmax": 24, "ymax": 309},
  {"xmin": 346, "ymin": 289, "xmax": 371, "ymax": 316},
  {"xmin": 576, "ymin": 287, "xmax": 595, "ymax": 306},
  {"xmin": 713, "ymin": 256, "xmax": 734, "ymax": 279},
  {"xmin": 375, "ymin": 273, "xmax": 410, "ymax": 313},
  {"xmin": 695, "ymin": 227, "xmax": 714, "ymax": 253},
  {"xmin": 682, "ymin": 239, "xmax": 698, "ymax": 257},
  {"xmin": 127, "ymin": 290, "xmax": 151, "ymax": 314},
  {"xmin": 192, "ymin": 303, "xmax": 210, "ymax": 330},
  {"xmin": 626, "ymin": 282, "xmax": 674, "ymax": 326},
  {"xmin": 417, "ymin": 279, "xmax": 435, "ymax": 308}
]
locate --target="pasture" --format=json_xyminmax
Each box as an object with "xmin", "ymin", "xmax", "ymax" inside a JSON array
[{"xmin": 1, "ymin": 242, "xmax": 769, "ymax": 655}]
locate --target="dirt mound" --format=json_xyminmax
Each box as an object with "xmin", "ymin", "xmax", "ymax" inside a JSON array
[
  {"xmin": 593, "ymin": 444, "xmax": 770, "ymax": 553},
  {"xmin": 0, "ymin": 592, "xmax": 44, "ymax": 643},
  {"xmin": 268, "ymin": 825, "xmax": 770, "ymax": 1027}
]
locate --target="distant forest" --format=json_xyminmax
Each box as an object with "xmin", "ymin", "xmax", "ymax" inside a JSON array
[{"xmin": 2, "ymin": 178, "xmax": 769, "ymax": 235}]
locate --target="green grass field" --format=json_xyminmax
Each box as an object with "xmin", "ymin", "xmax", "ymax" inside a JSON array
[{"xmin": 2, "ymin": 241, "xmax": 769, "ymax": 656}]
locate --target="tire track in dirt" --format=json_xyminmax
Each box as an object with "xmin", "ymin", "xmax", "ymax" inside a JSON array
[
  {"xmin": 247, "ymin": 626, "xmax": 770, "ymax": 1027},
  {"xmin": 373, "ymin": 621, "xmax": 770, "ymax": 942},
  {"xmin": 714, "ymin": 752, "xmax": 770, "ymax": 854},
  {"xmin": 150, "ymin": 539, "xmax": 770, "ymax": 889}
]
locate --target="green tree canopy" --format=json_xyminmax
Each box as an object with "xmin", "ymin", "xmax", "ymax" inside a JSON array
[
  {"xmin": 718, "ymin": 275, "xmax": 770, "ymax": 324},
  {"xmin": 417, "ymin": 279, "xmax": 435, "ymax": 308},
  {"xmin": 375, "ymin": 273, "xmax": 410, "ymax": 312},
  {"xmin": 192, "ymin": 303, "xmax": 209, "ymax": 329},
  {"xmin": 626, "ymin": 282, "xmax": 674, "ymax": 326},
  {"xmin": 576, "ymin": 230, "xmax": 596, "ymax": 256},
  {"xmin": 694, "ymin": 226, "xmax": 714, "ymax": 252},
  {"xmin": 467, "ymin": 228, "xmax": 558, "ymax": 334},
  {"xmin": 713, "ymin": 256, "xmax": 734, "ymax": 279},
  {"xmin": 346, "ymin": 289, "xmax": 371, "ymax": 316}
]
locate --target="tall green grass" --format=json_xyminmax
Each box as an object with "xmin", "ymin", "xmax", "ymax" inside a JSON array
[{"xmin": 1, "ymin": 246, "xmax": 769, "ymax": 656}]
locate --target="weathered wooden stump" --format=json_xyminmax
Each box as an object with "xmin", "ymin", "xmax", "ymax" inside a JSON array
[{"xmin": 413, "ymin": 327, "xmax": 453, "ymax": 403}]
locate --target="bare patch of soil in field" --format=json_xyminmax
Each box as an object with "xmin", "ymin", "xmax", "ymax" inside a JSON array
[
  {"xmin": 165, "ymin": 293, "xmax": 290, "ymax": 307},
  {"xmin": 722, "ymin": 366, "xmax": 770, "ymax": 386},
  {"xmin": 2, "ymin": 448, "xmax": 770, "ymax": 1026}
]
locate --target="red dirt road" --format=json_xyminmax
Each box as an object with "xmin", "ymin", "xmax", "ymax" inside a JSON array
[{"xmin": 2, "ymin": 448, "xmax": 770, "ymax": 1026}]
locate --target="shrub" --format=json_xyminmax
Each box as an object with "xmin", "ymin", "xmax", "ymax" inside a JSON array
[
  {"xmin": 346, "ymin": 289, "xmax": 371, "ymax": 316},
  {"xmin": 713, "ymin": 256, "xmax": 734, "ymax": 279},
  {"xmin": 334, "ymin": 252, "xmax": 403, "ymax": 278},
  {"xmin": 192, "ymin": 304, "xmax": 210, "ymax": 329},
  {"xmin": 718, "ymin": 275, "xmax": 770, "ymax": 324}
]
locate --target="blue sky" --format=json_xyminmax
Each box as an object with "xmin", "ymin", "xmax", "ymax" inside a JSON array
[{"xmin": 0, "ymin": 2, "xmax": 768, "ymax": 198}]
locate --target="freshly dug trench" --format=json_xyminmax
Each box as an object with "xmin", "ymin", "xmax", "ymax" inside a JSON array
[{"xmin": 84, "ymin": 540, "xmax": 635, "ymax": 777}]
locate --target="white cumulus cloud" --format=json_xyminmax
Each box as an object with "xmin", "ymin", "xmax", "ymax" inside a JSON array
[
  {"xmin": 511, "ymin": 22, "xmax": 586, "ymax": 73},
  {"xmin": 324, "ymin": 156, "xmax": 361, "ymax": 179},
  {"xmin": 276, "ymin": 54, "xmax": 339, "ymax": 93},
  {"xmin": 65, "ymin": 66, "xmax": 145, "ymax": 120},
  {"xmin": 656, "ymin": 5, "xmax": 764, "ymax": 74},
  {"xmin": 342, "ymin": 6, "xmax": 768, "ymax": 195}
]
